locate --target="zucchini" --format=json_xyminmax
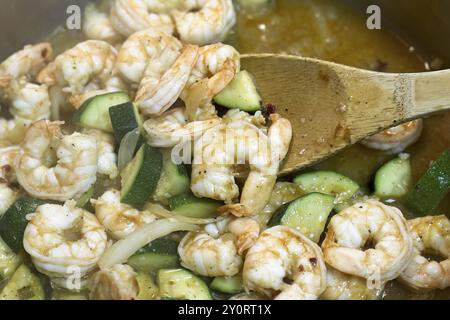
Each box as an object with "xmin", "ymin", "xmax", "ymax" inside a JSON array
[
  {"xmin": 158, "ymin": 269, "xmax": 212, "ymax": 300},
  {"xmin": 0, "ymin": 237, "xmax": 21, "ymax": 282},
  {"xmin": 153, "ymin": 150, "xmax": 191, "ymax": 204},
  {"xmin": 405, "ymin": 150, "xmax": 450, "ymax": 215},
  {"xmin": 271, "ymin": 193, "xmax": 335, "ymax": 242},
  {"xmin": 74, "ymin": 91, "xmax": 130, "ymax": 133},
  {"xmin": 136, "ymin": 272, "xmax": 159, "ymax": 300},
  {"xmin": 210, "ymin": 274, "xmax": 244, "ymax": 294},
  {"xmin": 0, "ymin": 265, "xmax": 44, "ymax": 300},
  {"xmin": 213, "ymin": 70, "xmax": 262, "ymax": 112},
  {"xmin": 121, "ymin": 143, "xmax": 163, "ymax": 209},
  {"xmin": 374, "ymin": 155, "xmax": 412, "ymax": 198},
  {"xmin": 75, "ymin": 185, "xmax": 95, "ymax": 208},
  {"xmin": 0, "ymin": 198, "xmax": 46, "ymax": 252},
  {"xmin": 109, "ymin": 102, "xmax": 144, "ymax": 143},
  {"xmin": 168, "ymin": 192, "xmax": 221, "ymax": 218},
  {"xmin": 127, "ymin": 238, "xmax": 179, "ymax": 273},
  {"xmin": 52, "ymin": 290, "xmax": 88, "ymax": 300},
  {"xmin": 293, "ymin": 171, "xmax": 359, "ymax": 205}
]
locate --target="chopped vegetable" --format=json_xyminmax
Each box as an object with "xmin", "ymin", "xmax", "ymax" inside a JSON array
[
  {"xmin": 127, "ymin": 238, "xmax": 180, "ymax": 273},
  {"xmin": 136, "ymin": 272, "xmax": 159, "ymax": 300},
  {"xmin": 75, "ymin": 186, "xmax": 95, "ymax": 208},
  {"xmin": 405, "ymin": 150, "xmax": 450, "ymax": 215},
  {"xmin": 374, "ymin": 155, "xmax": 412, "ymax": 198},
  {"xmin": 210, "ymin": 273, "xmax": 244, "ymax": 294},
  {"xmin": 158, "ymin": 269, "xmax": 212, "ymax": 300},
  {"xmin": 0, "ymin": 265, "xmax": 44, "ymax": 300},
  {"xmin": 117, "ymin": 128, "xmax": 142, "ymax": 171},
  {"xmin": 0, "ymin": 237, "xmax": 21, "ymax": 281},
  {"xmin": 168, "ymin": 192, "xmax": 222, "ymax": 219},
  {"xmin": 109, "ymin": 102, "xmax": 144, "ymax": 143},
  {"xmin": 144, "ymin": 203, "xmax": 225, "ymax": 225}
]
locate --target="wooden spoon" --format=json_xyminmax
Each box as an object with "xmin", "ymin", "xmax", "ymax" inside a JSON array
[{"xmin": 241, "ymin": 54, "xmax": 450, "ymax": 176}]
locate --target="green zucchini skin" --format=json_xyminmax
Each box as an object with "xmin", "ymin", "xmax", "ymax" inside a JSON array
[
  {"xmin": 405, "ymin": 150, "xmax": 450, "ymax": 215},
  {"xmin": 109, "ymin": 102, "xmax": 143, "ymax": 144},
  {"xmin": 0, "ymin": 198, "xmax": 47, "ymax": 252},
  {"xmin": 127, "ymin": 238, "xmax": 180, "ymax": 273},
  {"xmin": 120, "ymin": 143, "xmax": 163, "ymax": 209},
  {"xmin": 158, "ymin": 268, "xmax": 212, "ymax": 300},
  {"xmin": 210, "ymin": 274, "xmax": 244, "ymax": 294},
  {"xmin": 168, "ymin": 192, "xmax": 222, "ymax": 218}
]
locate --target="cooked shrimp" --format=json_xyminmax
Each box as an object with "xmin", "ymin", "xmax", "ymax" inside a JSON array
[
  {"xmin": 361, "ymin": 120, "xmax": 423, "ymax": 154},
  {"xmin": 16, "ymin": 120, "xmax": 98, "ymax": 201},
  {"xmin": 321, "ymin": 200, "xmax": 413, "ymax": 284},
  {"xmin": 82, "ymin": 129, "xmax": 118, "ymax": 179},
  {"xmin": 83, "ymin": 4, "xmax": 123, "ymax": 44},
  {"xmin": 143, "ymin": 107, "xmax": 221, "ymax": 147},
  {"xmin": 0, "ymin": 146, "xmax": 20, "ymax": 182},
  {"xmin": 178, "ymin": 217, "xmax": 259, "ymax": 277},
  {"xmin": 399, "ymin": 215, "xmax": 450, "ymax": 290},
  {"xmin": 110, "ymin": 0, "xmax": 175, "ymax": 37},
  {"xmin": 89, "ymin": 264, "xmax": 138, "ymax": 300},
  {"xmin": 23, "ymin": 201, "xmax": 108, "ymax": 289},
  {"xmin": 243, "ymin": 226, "xmax": 327, "ymax": 300},
  {"xmin": 172, "ymin": 0, "xmax": 236, "ymax": 45},
  {"xmin": 320, "ymin": 266, "xmax": 384, "ymax": 300},
  {"xmin": 37, "ymin": 40, "xmax": 125, "ymax": 95},
  {"xmin": 92, "ymin": 189, "xmax": 158, "ymax": 240},
  {"xmin": 0, "ymin": 183, "xmax": 18, "ymax": 217},
  {"xmin": 192, "ymin": 112, "xmax": 291, "ymax": 217},
  {"xmin": 181, "ymin": 43, "xmax": 240, "ymax": 114}
]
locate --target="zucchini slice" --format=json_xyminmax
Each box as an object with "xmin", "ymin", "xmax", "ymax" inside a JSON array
[
  {"xmin": 74, "ymin": 91, "xmax": 130, "ymax": 133},
  {"xmin": 374, "ymin": 155, "xmax": 412, "ymax": 198},
  {"xmin": 136, "ymin": 272, "xmax": 160, "ymax": 300},
  {"xmin": 210, "ymin": 274, "xmax": 244, "ymax": 294},
  {"xmin": 293, "ymin": 171, "xmax": 359, "ymax": 205},
  {"xmin": 158, "ymin": 269, "xmax": 212, "ymax": 300},
  {"xmin": 0, "ymin": 265, "xmax": 44, "ymax": 300},
  {"xmin": 0, "ymin": 198, "xmax": 47, "ymax": 252},
  {"xmin": 213, "ymin": 70, "xmax": 262, "ymax": 112},
  {"xmin": 109, "ymin": 102, "xmax": 144, "ymax": 144},
  {"xmin": 121, "ymin": 143, "xmax": 163, "ymax": 209},
  {"xmin": 127, "ymin": 238, "xmax": 179, "ymax": 273},
  {"xmin": 272, "ymin": 193, "xmax": 335, "ymax": 242},
  {"xmin": 405, "ymin": 149, "xmax": 450, "ymax": 215},
  {"xmin": 75, "ymin": 185, "xmax": 95, "ymax": 209},
  {"xmin": 153, "ymin": 150, "xmax": 191, "ymax": 204},
  {"xmin": 0, "ymin": 237, "xmax": 21, "ymax": 282},
  {"xmin": 168, "ymin": 192, "xmax": 222, "ymax": 219}
]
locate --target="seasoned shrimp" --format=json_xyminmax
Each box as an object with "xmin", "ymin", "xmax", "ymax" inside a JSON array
[
  {"xmin": 89, "ymin": 264, "xmax": 138, "ymax": 300},
  {"xmin": 361, "ymin": 120, "xmax": 423, "ymax": 154},
  {"xmin": 243, "ymin": 226, "xmax": 327, "ymax": 300},
  {"xmin": 37, "ymin": 40, "xmax": 126, "ymax": 95},
  {"xmin": 0, "ymin": 183, "xmax": 18, "ymax": 217},
  {"xmin": 321, "ymin": 200, "xmax": 413, "ymax": 284},
  {"xmin": 192, "ymin": 112, "xmax": 291, "ymax": 217},
  {"xmin": 110, "ymin": 0, "xmax": 175, "ymax": 37},
  {"xmin": 399, "ymin": 215, "xmax": 450, "ymax": 290},
  {"xmin": 181, "ymin": 43, "xmax": 240, "ymax": 115},
  {"xmin": 320, "ymin": 266, "xmax": 384, "ymax": 300},
  {"xmin": 92, "ymin": 189, "xmax": 158, "ymax": 240},
  {"xmin": 83, "ymin": 4, "xmax": 123, "ymax": 44},
  {"xmin": 16, "ymin": 120, "xmax": 98, "ymax": 201},
  {"xmin": 23, "ymin": 201, "xmax": 108, "ymax": 289},
  {"xmin": 0, "ymin": 146, "xmax": 20, "ymax": 182},
  {"xmin": 172, "ymin": 0, "xmax": 236, "ymax": 45},
  {"xmin": 178, "ymin": 217, "xmax": 259, "ymax": 277},
  {"xmin": 82, "ymin": 129, "xmax": 118, "ymax": 179},
  {"xmin": 144, "ymin": 107, "xmax": 221, "ymax": 147}
]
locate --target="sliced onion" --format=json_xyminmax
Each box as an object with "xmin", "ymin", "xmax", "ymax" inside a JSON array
[
  {"xmin": 49, "ymin": 86, "xmax": 61, "ymax": 121},
  {"xmin": 99, "ymin": 219, "xmax": 199, "ymax": 269},
  {"xmin": 144, "ymin": 202, "xmax": 225, "ymax": 225},
  {"xmin": 118, "ymin": 128, "xmax": 140, "ymax": 171}
]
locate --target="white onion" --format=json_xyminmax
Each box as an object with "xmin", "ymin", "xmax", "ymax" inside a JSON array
[
  {"xmin": 144, "ymin": 202, "xmax": 225, "ymax": 225},
  {"xmin": 98, "ymin": 219, "xmax": 199, "ymax": 269},
  {"xmin": 118, "ymin": 128, "xmax": 140, "ymax": 171}
]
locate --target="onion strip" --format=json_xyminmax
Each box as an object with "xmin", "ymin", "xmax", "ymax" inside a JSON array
[
  {"xmin": 144, "ymin": 202, "xmax": 225, "ymax": 225},
  {"xmin": 98, "ymin": 219, "xmax": 199, "ymax": 269},
  {"xmin": 118, "ymin": 128, "xmax": 140, "ymax": 171}
]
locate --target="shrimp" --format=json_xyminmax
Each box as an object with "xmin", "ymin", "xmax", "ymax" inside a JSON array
[
  {"xmin": 82, "ymin": 129, "xmax": 118, "ymax": 179},
  {"xmin": 181, "ymin": 43, "xmax": 240, "ymax": 115},
  {"xmin": 143, "ymin": 107, "xmax": 221, "ymax": 147},
  {"xmin": 320, "ymin": 266, "xmax": 384, "ymax": 300},
  {"xmin": 192, "ymin": 112, "xmax": 291, "ymax": 217},
  {"xmin": 172, "ymin": 0, "xmax": 236, "ymax": 45},
  {"xmin": 37, "ymin": 40, "xmax": 126, "ymax": 95},
  {"xmin": 89, "ymin": 264, "xmax": 138, "ymax": 300},
  {"xmin": 178, "ymin": 217, "xmax": 259, "ymax": 277},
  {"xmin": 83, "ymin": 4, "xmax": 123, "ymax": 44},
  {"xmin": 110, "ymin": 0, "xmax": 175, "ymax": 37},
  {"xmin": 23, "ymin": 201, "xmax": 108, "ymax": 289},
  {"xmin": 92, "ymin": 189, "xmax": 158, "ymax": 240},
  {"xmin": 243, "ymin": 226, "xmax": 327, "ymax": 300},
  {"xmin": 321, "ymin": 200, "xmax": 413, "ymax": 284},
  {"xmin": 399, "ymin": 215, "xmax": 450, "ymax": 290},
  {"xmin": 16, "ymin": 120, "xmax": 98, "ymax": 202},
  {"xmin": 0, "ymin": 146, "xmax": 20, "ymax": 182},
  {"xmin": 361, "ymin": 120, "xmax": 423, "ymax": 154},
  {"xmin": 0, "ymin": 183, "xmax": 18, "ymax": 217}
]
